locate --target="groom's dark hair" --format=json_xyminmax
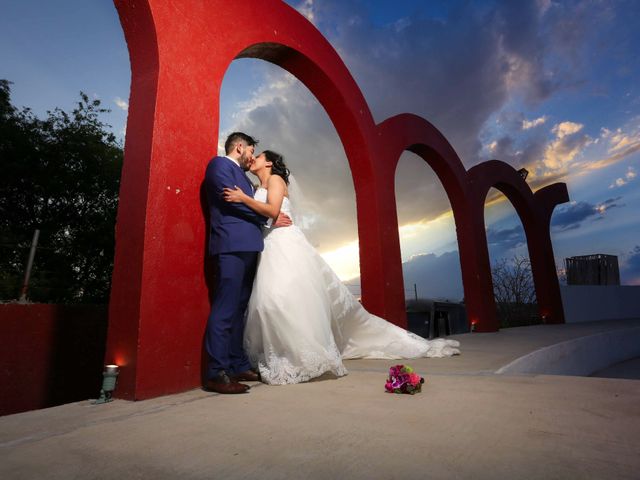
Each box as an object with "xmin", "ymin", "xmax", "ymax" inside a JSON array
[{"xmin": 224, "ymin": 132, "xmax": 258, "ymax": 154}]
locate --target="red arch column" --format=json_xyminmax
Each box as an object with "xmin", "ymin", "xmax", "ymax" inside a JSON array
[
  {"xmin": 528, "ymin": 184, "xmax": 569, "ymax": 324},
  {"xmin": 459, "ymin": 199, "xmax": 501, "ymax": 332}
]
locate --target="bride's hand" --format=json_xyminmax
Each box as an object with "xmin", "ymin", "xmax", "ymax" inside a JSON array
[{"xmin": 223, "ymin": 186, "xmax": 247, "ymax": 203}]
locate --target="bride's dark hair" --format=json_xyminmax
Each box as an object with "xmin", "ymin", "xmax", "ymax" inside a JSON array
[{"xmin": 264, "ymin": 150, "xmax": 290, "ymax": 185}]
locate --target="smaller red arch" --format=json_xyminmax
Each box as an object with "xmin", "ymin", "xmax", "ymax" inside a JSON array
[
  {"xmin": 375, "ymin": 114, "xmax": 500, "ymax": 331},
  {"xmin": 467, "ymin": 160, "xmax": 568, "ymax": 325}
]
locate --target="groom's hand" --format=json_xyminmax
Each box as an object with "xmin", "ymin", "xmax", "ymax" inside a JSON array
[{"xmin": 273, "ymin": 212, "xmax": 292, "ymax": 227}]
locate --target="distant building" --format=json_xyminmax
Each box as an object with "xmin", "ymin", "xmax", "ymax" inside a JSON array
[
  {"xmin": 565, "ymin": 254, "xmax": 620, "ymax": 286},
  {"xmin": 405, "ymin": 298, "xmax": 468, "ymax": 339}
]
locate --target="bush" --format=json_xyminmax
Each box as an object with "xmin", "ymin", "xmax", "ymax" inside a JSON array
[{"xmin": 0, "ymin": 80, "xmax": 123, "ymax": 303}]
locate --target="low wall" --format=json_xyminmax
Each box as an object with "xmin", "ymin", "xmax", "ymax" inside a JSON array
[
  {"xmin": 560, "ymin": 285, "xmax": 640, "ymax": 323},
  {"xmin": 0, "ymin": 304, "xmax": 108, "ymax": 416},
  {"xmin": 496, "ymin": 326, "xmax": 640, "ymax": 376}
]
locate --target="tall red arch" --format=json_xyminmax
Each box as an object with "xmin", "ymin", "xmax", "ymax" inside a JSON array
[{"xmin": 107, "ymin": 0, "xmax": 569, "ymax": 399}]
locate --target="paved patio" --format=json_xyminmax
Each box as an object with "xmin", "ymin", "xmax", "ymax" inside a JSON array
[{"xmin": 1, "ymin": 319, "xmax": 639, "ymax": 479}]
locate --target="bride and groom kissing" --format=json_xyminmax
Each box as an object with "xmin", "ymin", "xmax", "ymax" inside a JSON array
[{"xmin": 204, "ymin": 132, "xmax": 460, "ymax": 394}]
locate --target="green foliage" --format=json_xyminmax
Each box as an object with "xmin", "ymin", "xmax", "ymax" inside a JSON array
[{"xmin": 0, "ymin": 80, "xmax": 123, "ymax": 303}]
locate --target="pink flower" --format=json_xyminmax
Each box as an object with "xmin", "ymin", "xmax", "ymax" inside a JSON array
[{"xmin": 385, "ymin": 364, "xmax": 426, "ymax": 394}]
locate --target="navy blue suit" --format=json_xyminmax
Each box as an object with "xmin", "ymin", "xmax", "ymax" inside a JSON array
[{"xmin": 204, "ymin": 156, "xmax": 267, "ymax": 379}]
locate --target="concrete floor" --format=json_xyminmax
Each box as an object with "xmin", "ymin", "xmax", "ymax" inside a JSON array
[
  {"xmin": 1, "ymin": 319, "xmax": 639, "ymax": 480},
  {"xmin": 591, "ymin": 357, "xmax": 640, "ymax": 380}
]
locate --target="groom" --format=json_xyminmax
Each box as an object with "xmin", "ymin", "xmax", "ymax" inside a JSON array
[{"xmin": 204, "ymin": 132, "xmax": 290, "ymax": 394}]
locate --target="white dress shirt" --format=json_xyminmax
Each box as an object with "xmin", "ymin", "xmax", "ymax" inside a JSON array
[{"xmin": 225, "ymin": 155, "xmax": 241, "ymax": 168}]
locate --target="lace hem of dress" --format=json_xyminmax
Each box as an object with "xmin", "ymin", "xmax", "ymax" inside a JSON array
[{"xmin": 252, "ymin": 344, "xmax": 348, "ymax": 385}]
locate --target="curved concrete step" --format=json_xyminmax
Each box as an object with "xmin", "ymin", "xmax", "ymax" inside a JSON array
[{"xmin": 495, "ymin": 326, "xmax": 640, "ymax": 376}]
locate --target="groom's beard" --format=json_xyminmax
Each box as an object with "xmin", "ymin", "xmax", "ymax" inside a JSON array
[{"xmin": 239, "ymin": 154, "xmax": 251, "ymax": 171}]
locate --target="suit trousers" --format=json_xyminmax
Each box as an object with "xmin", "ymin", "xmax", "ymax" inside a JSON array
[{"xmin": 206, "ymin": 251, "xmax": 257, "ymax": 379}]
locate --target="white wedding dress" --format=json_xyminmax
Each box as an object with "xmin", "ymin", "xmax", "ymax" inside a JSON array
[{"xmin": 244, "ymin": 188, "xmax": 460, "ymax": 385}]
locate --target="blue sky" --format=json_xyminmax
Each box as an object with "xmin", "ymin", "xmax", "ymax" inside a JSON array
[{"xmin": 2, "ymin": 0, "xmax": 639, "ymax": 299}]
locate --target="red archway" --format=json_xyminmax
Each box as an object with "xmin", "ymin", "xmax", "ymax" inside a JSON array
[
  {"xmin": 376, "ymin": 114, "xmax": 498, "ymax": 331},
  {"xmin": 467, "ymin": 161, "xmax": 568, "ymax": 326},
  {"xmin": 106, "ymin": 0, "xmax": 569, "ymax": 399}
]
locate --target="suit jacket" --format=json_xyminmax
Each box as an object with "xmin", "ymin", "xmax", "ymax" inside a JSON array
[{"xmin": 205, "ymin": 156, "xmax": 267, "ymax": 255}]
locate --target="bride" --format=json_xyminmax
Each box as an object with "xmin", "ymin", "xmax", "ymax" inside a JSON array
[{"xmin": 223, "ymin": 150, "xmax": 460, "ymax": 385}]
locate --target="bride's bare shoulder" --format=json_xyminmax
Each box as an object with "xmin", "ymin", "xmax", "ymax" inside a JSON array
[
  {"xmin": 267, "ymin": 174, "xmax": 286, "ymax": 187},
  {"xmin": 267, "ymin": 174, "xmax": 287, "ymax": 195}
]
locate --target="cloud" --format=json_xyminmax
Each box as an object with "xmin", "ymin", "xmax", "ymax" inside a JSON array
[
  {"xmin": 114, "ymin": 97, "xmax": 128, "ymax": 112},
  {"xmin": 594, "ymin": 197, "xmax": 623, "ymax": 215},
  {"xmin": 541, "ymin": 121, "xmax": 592, "ymax": 171},
  {"xmin": 484, "ymin": 129, "xmax": 547, "ymax": 174},
  {"xmin": 606, "ymin": 128, "xmax": 639, "ymax": 153},
  {"xmin": 402, "ymin": 251, "xmax": 464, "ymax": 301},
  {"xmin": 576, "ymin": 126, "xmax": 640, "ymax": 171},
  {"xmin": 584, "ymin": 143, "xmax": 640, "ymax": 171},
  {"xmin": 621, "ymin": 245, "xmax": 640, "ymax": 285},
  {"xmin": 482, "ymin": 117, "xmax": 592, "ymax": 193},
  {"xmin": 328, "ymin": 0, "xmax": 567, "ymax": 167},
  {"xmin": 476, "ymin": 3, "xmax": 638, "ymax": 184},
  {"xmin": 522, "ymin": 116, "xmax": 547, "ymax": 130},
  {"xmin": 340, "ymin": 1, "xmax": 581, "ymax": 226},
  {"xmin": 609, "ymin": 166, "xmax": 637, "ymax": 188},
  {"xmin": 536, "ymin": 0, "xmax": 552, "ymax": 15},
  {"xmin": 221, "ymin": 1, "xmax": 626, "ymax": 251},
  {"xmin": 552, "ymin": 121, "xmax": 583, "ymax": 138},
  {"xmin": 296, "ymin": 0, "xmax": 315, "ymax": 24},
  {"xmin": 345, "ymin": 250, "xmax": 464, "ymax": 300},
  {"xmin": 486, "ymin": 224, "xmax": 526, "ymax": 250},
  {"xmin": 482, "ymin": 117, "xmax": 640, "ymax": 196},
  {"xmin": 551, "ymin": 202, "xmax": 593, "ymax": 230},
  {"xmin": 551, "ymin": 197, "xmax": 623, "ymax": 231}
]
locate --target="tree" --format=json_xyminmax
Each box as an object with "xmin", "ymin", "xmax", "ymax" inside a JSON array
[
  {"xmin": 491, "ymin": 255, "xmax": 538, "ymax": 327},
  {"xmin": 0, "ymin": 80, "xmax": 123, "ymax": 303}
]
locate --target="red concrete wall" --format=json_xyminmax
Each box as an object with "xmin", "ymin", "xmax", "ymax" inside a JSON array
[{"xmin": 0, "ymin": 304, "xmax": 108, "ymax": 416}]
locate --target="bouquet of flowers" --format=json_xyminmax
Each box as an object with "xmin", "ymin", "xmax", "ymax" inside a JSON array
[{"xmin": 384, "ymin": 364, "xmax": 425, "ymax": 395}]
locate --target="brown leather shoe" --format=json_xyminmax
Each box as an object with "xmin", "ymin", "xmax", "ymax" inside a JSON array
[
  {"xmin": 231, "ymin": 369, "xmax": 261, "ymax": 382},
  {"xmin": 205, "ymin": 372, "xmax": 250, "ymax": 394}
]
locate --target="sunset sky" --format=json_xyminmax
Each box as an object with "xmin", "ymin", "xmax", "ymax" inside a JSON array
[{"xmin": 2, "ymin": 0, "xmax": 639, "ymax": 300}]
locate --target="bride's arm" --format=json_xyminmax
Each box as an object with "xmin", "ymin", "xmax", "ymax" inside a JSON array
[{"xmin": 223, "ymin": 175, "xmax": 286, "ymax": 220}]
